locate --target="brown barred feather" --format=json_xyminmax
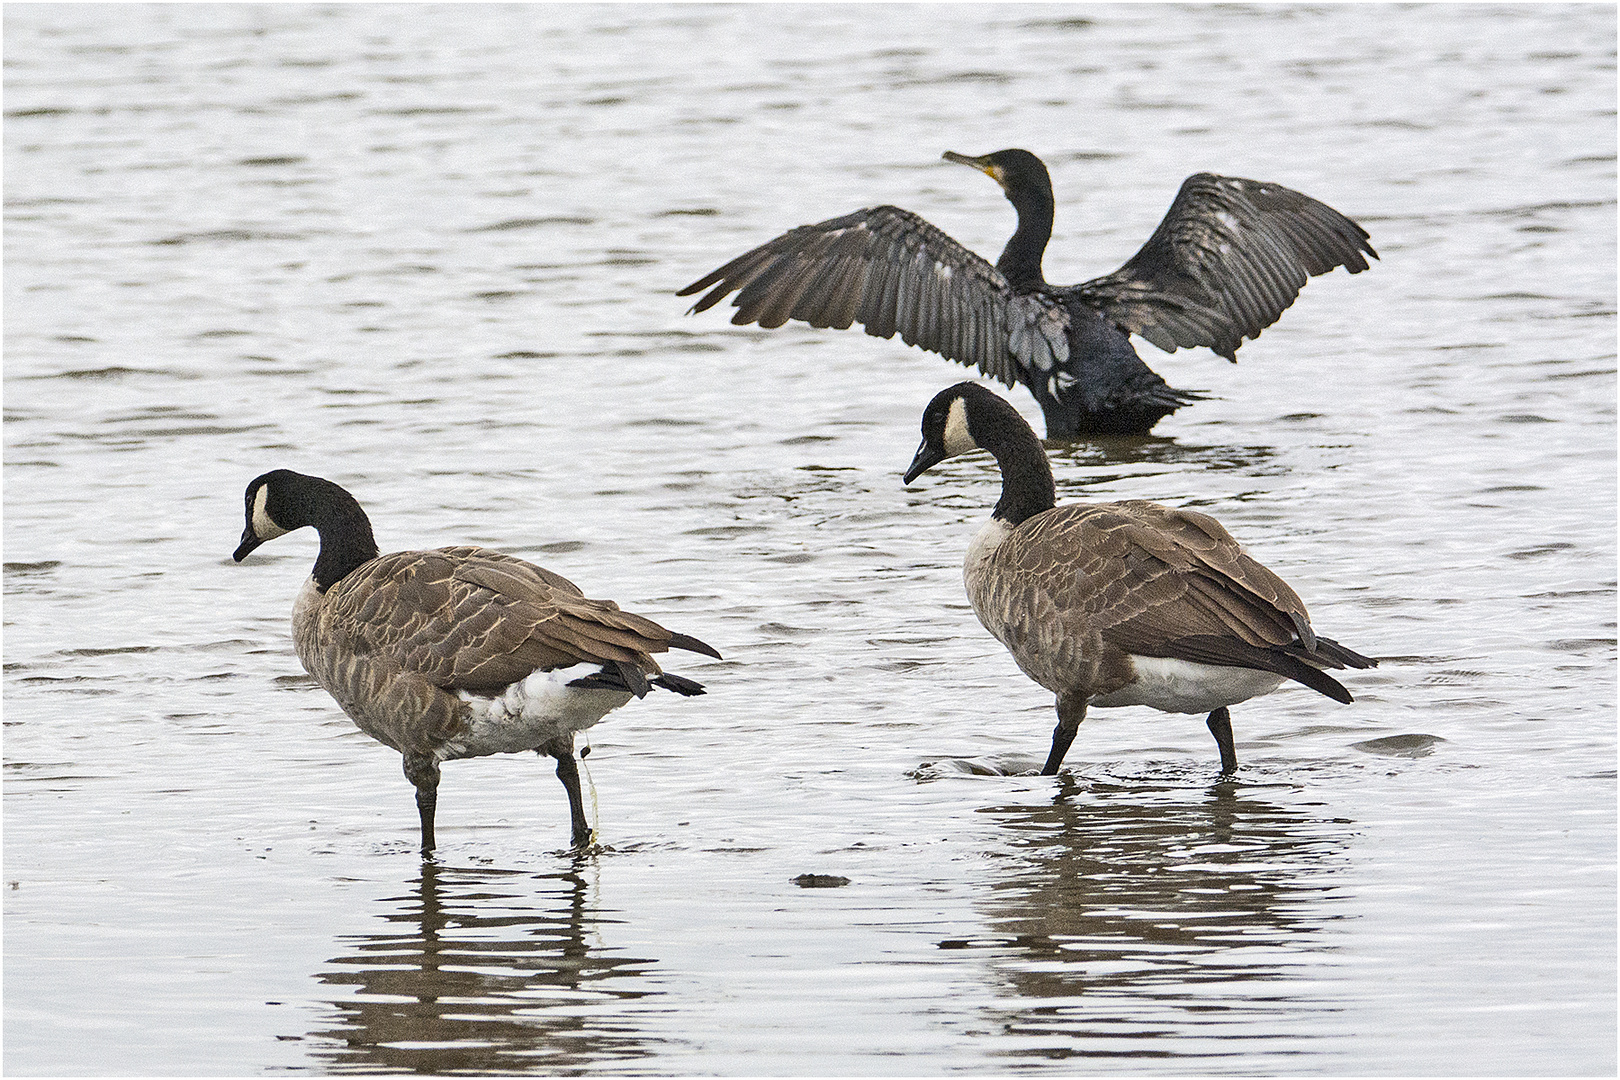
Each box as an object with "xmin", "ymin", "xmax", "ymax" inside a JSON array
[{"xmin": 293, "ymin": 545, "xmax": 720, "ymax": 751}]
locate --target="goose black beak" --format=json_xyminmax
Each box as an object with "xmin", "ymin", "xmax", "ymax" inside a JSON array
[
  {"xmin": 903, "ymin": 438, "xmax": 946, "ymax": 485},
  {"xmin": 233, "ymin": 528, "xmax": 263, "ymax": 562}
]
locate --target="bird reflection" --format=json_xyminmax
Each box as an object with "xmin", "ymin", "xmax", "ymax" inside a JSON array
[
  {"xmin": 1042, "ymin": 434, "xmax": 1282, "ymax": 475},
  {"xmin": 969, "ymin": 775, "xmax": 1353, "ymax": 1062},
  {"xmin": 306, "ymin": 862, "xmax": 666, "ymax": 1073},
  {"xmin": 939, "ymin": 434, "xmax": 1285, "ymax": 505}
]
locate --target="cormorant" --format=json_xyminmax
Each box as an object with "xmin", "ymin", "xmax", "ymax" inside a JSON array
[{"xmin": 679, "ymin": 150, "xmax": 1376, "ymax": 438}]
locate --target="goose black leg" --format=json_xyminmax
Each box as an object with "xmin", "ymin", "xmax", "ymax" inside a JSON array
[
  {"xmin": 1042, "ymin": 695, "xmax": 1086, "ymax": 776},
  {"xmin": 403, "ymin": 753, "xmax": 441, "ymax": 855},
  {"xmin": 552, "ymin": 750, "xmax": 593, "ymax": 850},
  {"xmin": 1206, "ymin": 707, "xmax": 1238, "ymax": 774}
]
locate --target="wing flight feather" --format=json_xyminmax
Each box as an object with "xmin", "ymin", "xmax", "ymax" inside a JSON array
[
  {"xmin": 989, "ymin": 502, "xmax": 1319, "ymax": 660},
  {"xmin": 680, "ymin": 205, "xmax": 1063, "ymax": 389},
  {"xmin": 1075, "ymin": 173, "xmax": 1376, "ymax": 361},
  {"xmin": 311, "ymin": 548, "xmax": 716, "ymax": 696}
]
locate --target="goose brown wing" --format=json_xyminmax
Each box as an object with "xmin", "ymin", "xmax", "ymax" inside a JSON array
[
  {"xmin": 679, "ymin": 206, "xmax": 1069, "ymax": 386},
  {"xmin": 1073, "ymin": 174, "xmax": 1376, "ymax": 361},
  {"xmin": 1000, "ymin": 502, "xmax": 1317, "ymax": 659},
  {"xmin": 318, "ymin": 548, "xmax": 712, "ymax": 695}
]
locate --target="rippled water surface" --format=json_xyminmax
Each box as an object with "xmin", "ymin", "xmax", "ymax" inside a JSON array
[{"xmin": 5, "ymin": 4, "xmax": 1615, "ymax": 1075}]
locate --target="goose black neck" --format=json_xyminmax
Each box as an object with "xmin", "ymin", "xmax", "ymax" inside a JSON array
[
  {"xmin": 995, "ymin": 177, "xmax": 1054, "ymax": 291},
  {"xmin": 291, "ymin": 476, "xmax": 379, "ymax": 592},
  {"xmin": 969, "ymin": 395, "xmax": 1056, "ymax": 525},
  {"xmin": 313, "ymin": 514, "xmax": 379, "ymax": 592}
]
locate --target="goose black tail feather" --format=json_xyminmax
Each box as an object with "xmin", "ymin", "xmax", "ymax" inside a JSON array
[
  {"xmin": 652, "ymin": 673, "xmax": 707, "ymax": 697},
  {"xmin": 567, "ymin": 667, "xmax": 707, "ymax": 697},
  {"xmin": 567, "ymin": 663, "xmax": 651, "ymax": 698},
  {"xmin": 615, "ymin": 660, "xmax": 652, "ymax": 698},
  {"xmin": 1287, "ymin": 634, "xmax": 1378, "ymax": 670},
  {"xmin": 1267, "ymin": 655, "xmax": 1354, "ymax": 705}
]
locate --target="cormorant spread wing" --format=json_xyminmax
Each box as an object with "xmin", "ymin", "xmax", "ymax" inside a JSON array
[
  {"xmin": 679, "ymin": 204, "xmax": 1069, "ymax": 388},
  {"xmin": 1073, "ymin": 173, "xmax": 1376, "ymax": 362}
]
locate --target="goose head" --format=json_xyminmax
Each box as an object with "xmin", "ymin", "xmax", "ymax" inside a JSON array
[
  {"xmin": 234, "ymin": 470, "xmax": 379, "ymax": 589},
  {"xmin": 235, "ymin": 469, "xmax": 306, "ymax": 561},
  {"xmin": 904, "ymin": 382, "xmax": 1057, "ymax": 524},
  {"xmin": 903, "ymin": 382, "xmax": 989, "ymax": 484}
]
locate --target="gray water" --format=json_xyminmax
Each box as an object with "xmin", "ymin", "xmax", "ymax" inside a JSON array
[{"xmin": 5, "ymin": 3, "xmax": 1615, "ymax": 1075}]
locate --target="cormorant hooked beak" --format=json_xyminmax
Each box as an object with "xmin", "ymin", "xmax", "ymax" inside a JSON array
[{"xmin": 942, "ymin": 150, "xmax": 1005, "ymax": 188}]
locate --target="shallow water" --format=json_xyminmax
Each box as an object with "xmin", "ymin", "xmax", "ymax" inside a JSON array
[{"xmin": 5, "ymin": 4, "xmax": 1615, "ymax": 1075}]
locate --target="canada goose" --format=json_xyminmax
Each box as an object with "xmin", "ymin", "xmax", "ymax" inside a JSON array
[
  {"xmin": 680, "ymin": 149, "xmax": 1375, "ymax": 438},
  {"xmin": 903, "ymin": 382, "xmax": 1375, "ymax": 773},
  {"xmin": 232, "ymin": 469, "xmax": 721, "ymax": 853}
]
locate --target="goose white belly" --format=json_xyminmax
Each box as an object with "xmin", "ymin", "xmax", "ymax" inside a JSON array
[
  {"xmin": 1091, "ymin": 656, "xmax": 1284, "ymax": 714},
  {"xmin": 445, "ymin": 664, "xmax": 632, "ymax": 760},
  {"xmin": 964, "ymin": 516, "xmax": 1013, "ymax": 573}
]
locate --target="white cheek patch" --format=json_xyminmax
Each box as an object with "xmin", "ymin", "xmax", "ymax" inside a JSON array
[
  {"xmin": 941, "ymin": 397, "xmax": 977, "ymax": 457},
  {"xmin": 251, "ymin": 484, "xmax": 289, "ymax": 541}
]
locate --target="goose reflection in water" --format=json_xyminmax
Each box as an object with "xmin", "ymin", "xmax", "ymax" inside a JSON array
[
  {"xmin": 967, "ymin": 775, "xmax": 1354, "ymax": 1064},
  {"xmin": 306, "ymin": 863, "xmax": 667, "ymax": 1073}
]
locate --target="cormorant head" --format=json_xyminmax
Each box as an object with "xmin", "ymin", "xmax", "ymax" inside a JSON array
[{"xmin": 942, "ymin": 149, "xmax": 1052, "ymax": 202}]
